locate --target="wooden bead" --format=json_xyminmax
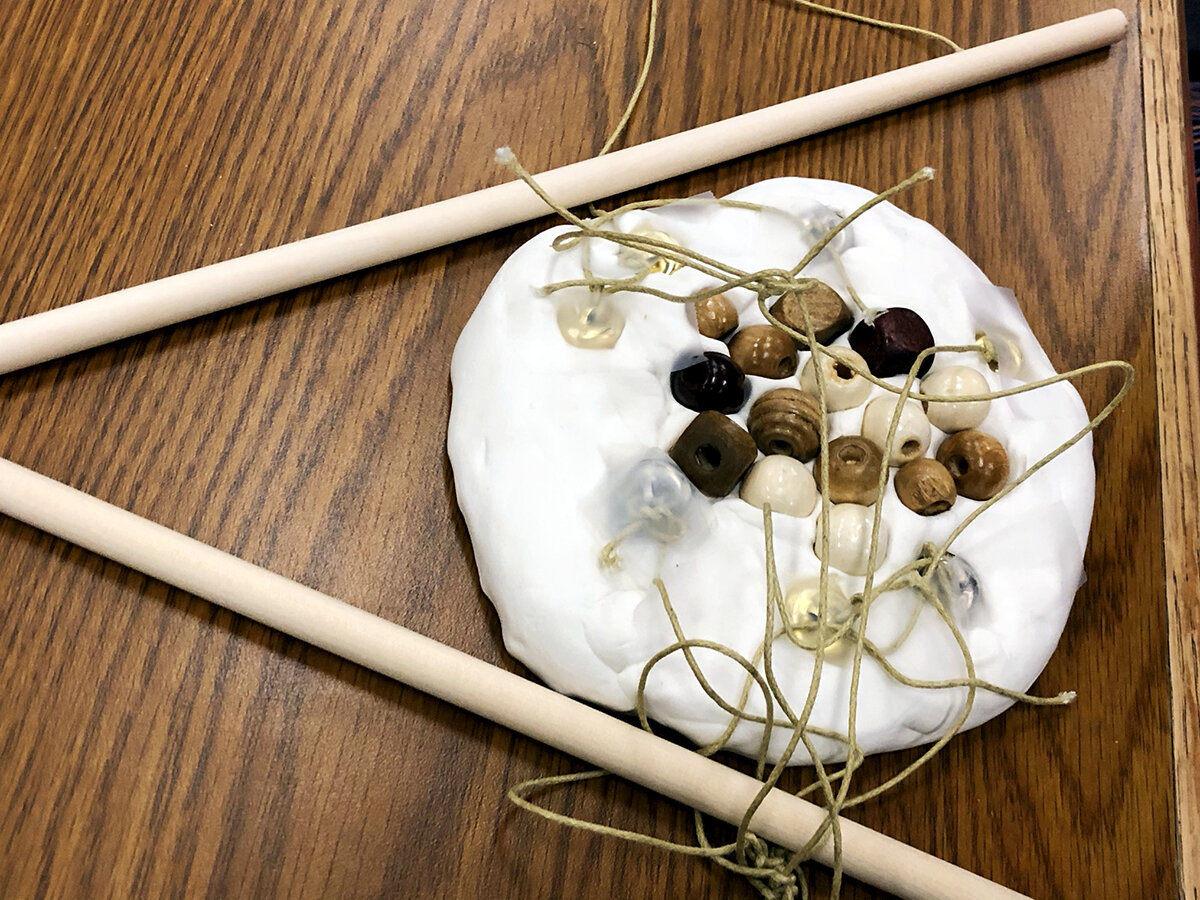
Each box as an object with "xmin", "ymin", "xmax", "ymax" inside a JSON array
[
  {"xmin": 668, "ymin": 410, "xmax": 758, "ymax": 498},
  {"xmin": 894, "ymin": 458, "xmax": 957, "ymax": 516},
  {"xmin": 921, "ymin": 366, "xmax": 991, "ymax": 432},
  {"xmin": 936, "ymin": 429, "xmax": 1009, "ymax": 500},
  {"xmin": 669, "ymin": 352, "xmax": 747, "ymax": 413},
  {"xmin": 728, "ymin": 325, "xmax": 799, "ymax": 379},
  {"xmin": 813, "ymin": 503, "xmax": 890, "ymax": 576},
  {"xmin": 747, "ymin": 388, "xmax": 821, "ymax": 462},
  {"xmin": 813, "ymin": 435, "xmax": 884, "ymax": 505},
  {"xmin": 849, "ymin": 307, "xmax": 936, "ymax": 377},
  {"xmin": 768, "ymin": 282, "xmax": 854, "ymax": 347},
  {"xmin": 692, "ymin": 294, "xmax": 738, "ymax": 339},
  {"xmin": 798, "ymin": 346, "xmax": 872, "ymax": 411},
  {"xmin": 739, "ymin": 455, "xmax": 817, "ymax": 518},
  {"xmin": 860, "ymin": 396, "xmax": 931, "ymax": 466}
]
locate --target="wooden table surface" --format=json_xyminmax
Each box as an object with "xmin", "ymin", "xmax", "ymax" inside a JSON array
[{"xmin": 1, "ymin": 1, "xmax": 1197, "ymax": 898}]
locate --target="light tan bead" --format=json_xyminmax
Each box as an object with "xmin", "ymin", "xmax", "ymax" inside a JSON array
[
  {"xmin": 921, "ymin": 366, "xmax": 992, "ymax": 432},
  {"xmin": 812, "ymin": 435, "xmax": 884, "ymax": 505},
  {"xmin": 798, "ymin": 347, "xmax": 872, "ymax": 411},
  {"xmin": 783, "ymin": 577, "xmax": 856, "ymax": 652},
  {"xmin": 739, "ymin": 455, "xmax": 818, "ymax": 518},
  {"xmin": 555, "ymin": 296, "xmax": 624, "ymax": 349},
  {"xmin": 691, "ymin": 294, "xmax": 739, "ymax": 339},
  {"xmin": 728, "ymin": 325, "xmax": 799, "ymax": 379},
  {"xmin": 894, "ymin": 458, "xmax": 957, "ymax": 516},
  {"xmin": 860, "ymin": 396, "xmax": 931, "ymax": 466},
  {"xmin": 747, "ymin": 388, "xmax": 821, "ymax": 462},
  {"xmin": 813, "ymin": 503, "xmax": 890, "ymax": 576},
  {"xmin": 936, "ymin": 429, "xmax": 1010, "ymax": 500}
]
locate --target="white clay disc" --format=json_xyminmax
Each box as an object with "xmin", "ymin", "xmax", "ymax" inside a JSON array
[{"xmin": 448, "ymin": 177, "xmax": 1093, "ymax": 764}]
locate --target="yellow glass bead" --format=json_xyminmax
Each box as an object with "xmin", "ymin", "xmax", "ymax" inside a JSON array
[{"xmin": 556, "ymin": 296, "xmax": 625, "ymax": 349}]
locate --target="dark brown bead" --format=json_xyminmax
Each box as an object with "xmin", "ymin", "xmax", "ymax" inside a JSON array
[
  {"xmin": 693, "ymin": 294, "xmax": 738, "ymax": 339},
  {"xmin": 813, "ymin": 435, "xmax": 884, "ymax": 505},
  {"xmin": 894, "ymin": 458, "xmax": 957, "ymax": 516},
  {"xmin": 728, "ymin": 325, "xmax": 798, "ymax": 379},
  {"xmin": 668, "ymin": 411, "xmax": 759, "ymax": 498},
  {"xmin": 936, "ymin": 429, "xmax": 1009, "ymax": 500},
  {"xmin": 849, "ymin": 307, "xmax": 936, "ymax": 377},
  {"xmin": 769, "ymin": 282, "xmax": 854, "ymax": 347},
  {"xmin": 670, "ymin": 352, "xmax": 747, "ymax": 413},
  {"xmin": 747, "ymin": 388, "xmax": 821, "ymax": 462}
]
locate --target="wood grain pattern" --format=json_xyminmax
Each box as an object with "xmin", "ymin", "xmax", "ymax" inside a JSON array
[
  {"xmin": 0, "ymin": 1, "xmax": 1185, "ymax": 897},
  {"xmin": 1140, "ymin": 0, "xmax": 1200, "ymax": 897}
]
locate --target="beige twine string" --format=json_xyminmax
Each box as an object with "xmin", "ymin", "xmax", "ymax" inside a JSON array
[{"xmin": 496, "ymin": 6, "xmax": 1124, "ymax": 900}]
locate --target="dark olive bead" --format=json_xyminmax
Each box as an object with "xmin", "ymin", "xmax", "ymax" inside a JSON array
[
  {"xmin": 669, "ymin": 351, "xmax": 748, "ymax": 413},
  {"xmin": 849, "ymin": 307, "xmax": 936, "ymax": 377},
  {"xmin": 668, "ymin": 411, "xmax": 759, "ymax": 497}
]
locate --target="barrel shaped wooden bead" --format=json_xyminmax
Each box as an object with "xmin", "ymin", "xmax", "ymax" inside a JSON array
[
  {"xmin": 799, "ymin": 346, "xmax": 872, "ymax": 411},
  {"xmin": 747, "ymin": 388, "xmax": 821, "ymax": 462},
  {"xmin": 861, "ymin": 396, "xmax": 931, "ymax": 466},
  {"xmin": 921, "ymin": 366, "xmax": 992, "ymax": 432},
  {"xmin": 692, "ymin": 294, "xmax": 739, "ymax": 340},
  {"xmin": 728, "ymin": 325, "xmax": 799, "ymax": 378},
  {"xmin": 769, "ymin": 282, "xmax": 854, "ymax": 347},
  {"xmin": 813, "ymin": 435, "xmax": 884, "ymax": 505},
  {"xmin": 813, "ymin": 503, "xmax": 890, "ymax": 576},
  {"xmin": 739, "ymin": 455, "xmax": 818, "ymax": 518},
  {"xmin": 935, "ymin": 428, "xmax": 1009, "ymax": 500},
  {"xmin": 668, "ymin": 410, "xmax": 759, "ymax": 498},
  {"xmin": 894, "ymin": 458, "xmax": 957, "ymax": 516}
]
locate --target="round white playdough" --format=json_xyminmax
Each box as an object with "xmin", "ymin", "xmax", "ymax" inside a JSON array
[{"xmin": 448, "ymin": 178, "xmax": 1093, "ymax": 764}]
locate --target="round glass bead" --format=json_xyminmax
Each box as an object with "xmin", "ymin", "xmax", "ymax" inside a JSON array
[
  {"xmin": 556, "ymin": 296, "xmax": 625, "ymax": 349},
  {"xmin": 618, "ymin": 457, "xmax": 693, "ymax": 542},
  {"xmin": 616, "ymin": 228, "xmax": 683, "ymax": 274},
  {"xmin": 928, "ymin": 552, "xmax": 983, "ymax": 618},
  {"xmin": 783, "ymin": 577, "xmax": 855, "ymax": 651}
]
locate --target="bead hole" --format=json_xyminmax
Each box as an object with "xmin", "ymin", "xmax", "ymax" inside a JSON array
[
  {"xmin": 778, "ymin": 358, "xmax": 793, "ymax": 374},
  {"xmin": 768, "ymin": 440, "xmax": 791, "ymax": 456},
  {"xmin": 838, "ymin": 445, "xmax": 866, "ymax": 465},
  {"xmin": 948, "ymin": 455, "xmax": 968, "ymax": 477},
  {"xmin": 901, "ymin": 439, "xmax": 920, "ymax": 456},
  {"xmin": 833, "ymin": 362, "xmax": 854, "ymax": 380},
  {"xmin": 925, "ymin": 500, "xmax": 951, "ymax": 515},
  {"xmin": 695, "ymin": 444, "xmax": 722, "ymax": 471}
]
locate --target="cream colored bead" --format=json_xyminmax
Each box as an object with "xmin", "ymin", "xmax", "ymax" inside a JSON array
[
  {"xmin": 798, "ymin": 347, "xmax": 872, "ymax": 412},
  {"xmin": 783, "ymin": 577, "xmax": 855, "ymax": 651},
  {"xmin": 813, "ymin": 503, "xmax": 890, "ymax": 575},
  {"xmin": 739, "ymin": 455, "xmax": 817, "ymax": 518},
  {"xmin": 860, "ymin": 396, "xmax": 931, "ymax": 466},
  {"xmin": 921, "ymin": 366, "xmax": 992, "ymax": 432}
]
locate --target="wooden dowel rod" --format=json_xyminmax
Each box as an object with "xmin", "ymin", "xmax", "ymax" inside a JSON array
[
  {"xmin": 0, "ymin": 9, "xmax": 1126, "ymax": 376},
  {"xmin": 0, "ymin": 456, "xmax": 1028, "ymax": 899}
]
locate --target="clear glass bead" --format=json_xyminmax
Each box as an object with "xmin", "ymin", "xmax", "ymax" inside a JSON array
[
  {"xmin": 799, "ymin": 202, "xmax": 852, "ymax": 253},
  {"xmin": 928, "ymin": 551, "xmax": 983, "ymax": 618},
  {"xmin": 618, "ymin": 457, "xmax": 693, "ymax": 542},
  {"xmin": 557, "ymin": 295, "xmax": 625, "ymax": 349},
  {"xmin": 784, "ymin": 578, "xmax": 856, "ymax": 652},
  {"xmin": 616, "ymin": 228, "xmax": 684, "ymax": 274}
]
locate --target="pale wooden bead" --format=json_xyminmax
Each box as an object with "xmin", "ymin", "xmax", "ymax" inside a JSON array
[
  {"xmin": 691, "ymin": 294, "xmax": 738, "ymax": 339},
  {"xmin": 860, "ymin": 396, "xmax": 931, "ymax": 466},
  {"xmin": 921, "ymin": 366, "xmax": 991, "ymax": 432},
  {"xmin": 739, "ymin": 455, "xmax": 818, "ymax": 518},
  {"xmin": 813, "ymin": 503, "xmax": 890, "ymax": 576},
  {"xmin": 798, "ymin": 346, "xmax": 872, "ymax": 412},
  {"xmin": 783, "ymin": 577, "xmax": 855, "ymax": 652}
]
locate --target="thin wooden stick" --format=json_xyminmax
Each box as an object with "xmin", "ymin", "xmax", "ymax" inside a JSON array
[
  {"xmin": 0, "ymin": 9, "xmax": 1126, "ymax": 376},
  {"xmin": 0, "ymin": 456, "xmax": 1028, "ymax": 899}
]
